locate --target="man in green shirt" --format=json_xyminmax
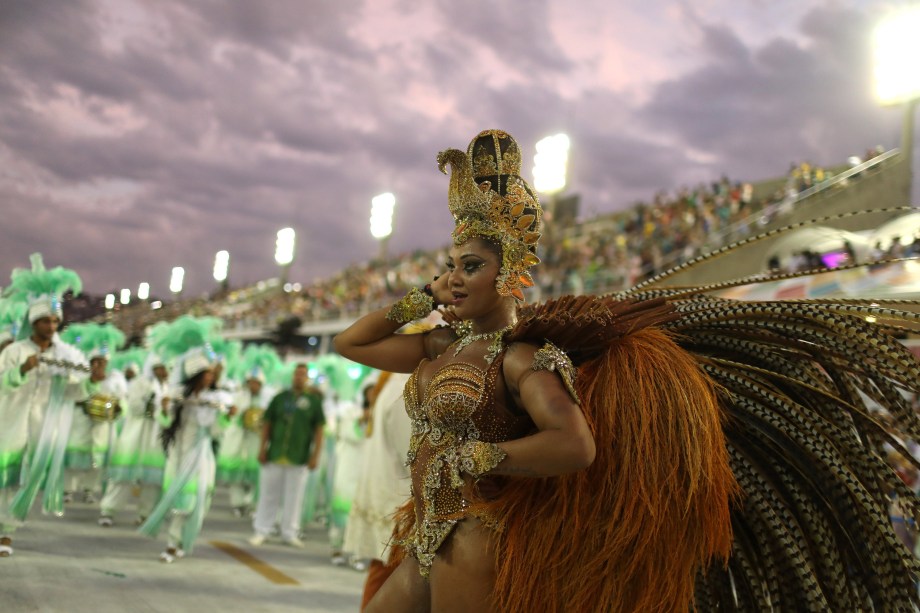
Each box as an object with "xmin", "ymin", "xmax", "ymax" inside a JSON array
[{"xmin": 248, "ymin": 363, "xmax": 324, "ymax": 548}]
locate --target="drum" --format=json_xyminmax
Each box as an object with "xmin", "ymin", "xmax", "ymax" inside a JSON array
[
  {"xmin": 242, "ymin": 407, "xmax": 265, "ymax": 433},
  {"xmin": 84, "ymin": 394, "xmax": 120, "ymax": 422}
]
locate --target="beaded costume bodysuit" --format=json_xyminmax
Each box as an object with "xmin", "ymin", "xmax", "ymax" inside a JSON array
[{"xmin": 401, "ymin": 347, "xmax": 532, "ymax": 575}]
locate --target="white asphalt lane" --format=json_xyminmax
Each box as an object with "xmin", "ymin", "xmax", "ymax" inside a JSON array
[{"xmin": 0, "ymin": 490, "xmax": 365, "ymax": 613}]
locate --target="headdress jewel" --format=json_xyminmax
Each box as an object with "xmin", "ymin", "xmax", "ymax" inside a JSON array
[{"xmin": 437, "ymin": 129, "xmax": 542, "ymax": 301}]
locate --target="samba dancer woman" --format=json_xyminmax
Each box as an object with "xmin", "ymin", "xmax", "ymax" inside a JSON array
[{"xmin": 336, "ymin": 130, "xmax": 920, "ymax": 612}]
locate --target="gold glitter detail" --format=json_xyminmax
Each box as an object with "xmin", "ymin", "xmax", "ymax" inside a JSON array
[
  {"xmin": 385, "ymin": 287, "xmax": 434, "ymax": 323},
  {"xmin": 532, "ymin": 341, "xmax": 580, "ymax": 404},
  {"xmin": 451, "ymin": 324, "xmax": 511, "ymax": 364},
  {"xmin": 400, "ymin": 350, "xmax": 532, "ymax": 576},
  {"xmin": 437, "ymin": 129, "xmax": 541, "ymax": 301}
]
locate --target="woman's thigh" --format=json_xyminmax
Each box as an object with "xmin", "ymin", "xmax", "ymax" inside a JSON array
[
  {"xmin": 429, "ymin": 519, "xmax": 498, "ymax": 613},
  {"xmin": 364, "ymin": 556, "xmax": 431, "ymax": 613}
]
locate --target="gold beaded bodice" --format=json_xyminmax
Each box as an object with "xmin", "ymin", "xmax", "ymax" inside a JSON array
[{"xmin": 402, "ymin": 346, "xmax": 533, "ymax": 574}]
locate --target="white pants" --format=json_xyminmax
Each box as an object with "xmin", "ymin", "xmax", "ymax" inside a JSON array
[
  {"xmin": 229, "ymin": 483, "xmax": 254, "ymax": 509},
  {"xmin": 252, "ymin": 463, "xmax": 308, "ymax": 541},
  {"xmin": 100, "ymin": 481, "xmax": 160, "ymax": 519},
  {"xmin": 0, "ymin": 487, "xmax": 17, "ymax": 534},
  {"xmin": 67, "ymin": 468, "xmax": 100, "ymax": 494}
]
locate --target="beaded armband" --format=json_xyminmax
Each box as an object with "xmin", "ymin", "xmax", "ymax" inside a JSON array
[
  {"xmin": 532, "ymin": 341, "xmax": 579, "ymax": 404},
  {"xmin": 457, "ymin": 440, "xmax": 507, "ymax": 478},
  {"xmin": 385, "ymin": 287, "xmax": 435, "ymax": 323}
]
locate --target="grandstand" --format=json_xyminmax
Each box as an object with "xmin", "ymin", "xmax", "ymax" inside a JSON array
[{"xmin": 95, "ymin": 145, "xmax": 916, "ymax": 355}]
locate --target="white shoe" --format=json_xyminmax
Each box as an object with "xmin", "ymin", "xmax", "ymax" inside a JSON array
[
  {"xmin": 159, "ymin": 548, "xmax": 177, "ymax": 564},
  {"xmin": 351, "ymin": 559, "xmax": 368, "ymax": 572},
  {"xmin": 283, "ymin": 537, "xmax": 305, "ymax": 549},
  {"xmin": 331, "ymin": 553, "xmax": 347, "ymax": 566},
  {"xmin": 98, "ymin": 515, "xmax": 114, "ymax": 528},
  {"xmin": 0, "ymin": 537, "xmax": 12, "ymax": 558},
  {"xmin": 248, "ymin": 534, "xmax": 265, "ymax": 547},
  {"xmin": 175, "ymin": 548, "xmax": 186, "ymax": 559}
]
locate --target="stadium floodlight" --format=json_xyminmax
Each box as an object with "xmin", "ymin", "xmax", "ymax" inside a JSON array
[
  {"xmin": 105, "ymin": 293, "xmax": 116, "ymax": 310},
  {"xmin": 275, "ymin": 228, "xmax": 296, "ymax": 266},
  {"xmin": 213, "ymin": 250, "xmax": 230, "ymax": 283},
  {"xmin": 370, "ymin": 193, "xmax": 396, "ymax": 239},
  {"xmin": 532, "ymin": 133, "xmax": 570, "ymax": 194},
  {"xmin": 120, "ymin": 288, "xmax": 131, "ymax": 305},
  {"xmin": 137, "ymin": 282, "xmax": 150, "ymax": 300},
  {"xmin": 370, "ymin": 192, "xmax": 396, "ymax": 259},
  {"xmin": 169, "ymin": 267, "xmax": 185, "ymax": 294},
  {"xmin": 873, "ymin": 7, "xmax": 920, "ymax": 106}
]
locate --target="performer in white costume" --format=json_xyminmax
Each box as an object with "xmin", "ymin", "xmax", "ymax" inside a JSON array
[
  {"xmin": 99, "ymin": 354, "xmax": 172, "ymax": 527},
  {"xmin": 217, "ymin": 344, "xmax": 281, "ymax": 517},
  {"xmin": 219, "ymin": 372, "xmax": 274, "ymax": 517},
  {"xmin": 138, "ymin": 316, "xmax": 227, "ymax": 563},
  {"xmin": 342, "ymin": 370, "xmax": 413, "ymax": 607},
  {"xmin": 0, "ymin": 254, "xmax": 96, "ymax": 558},
  {"xmin": 62, "ymin": 324, "xmax": 127, "ymax": 504}
]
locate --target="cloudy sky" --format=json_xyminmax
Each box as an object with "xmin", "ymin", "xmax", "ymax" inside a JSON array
[{"xmin": 0, "ymin": 0, "xmax": 913, "ymax": 297}]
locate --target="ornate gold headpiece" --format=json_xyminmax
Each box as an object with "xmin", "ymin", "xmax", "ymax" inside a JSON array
[{"xmin": 437, "ymin": 129, "xmax": 542, "ymax": 301}]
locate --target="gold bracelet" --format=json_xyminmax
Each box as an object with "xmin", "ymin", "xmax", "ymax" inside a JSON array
[
  {"xmin": 385, "ymin": 287, "xmax": 435, "ymax": 323},
  {"xmin": 458, "ymin": 440, "xmax": 507, "ymax": 477}
]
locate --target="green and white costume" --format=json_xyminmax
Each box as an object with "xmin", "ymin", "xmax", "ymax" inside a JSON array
[
  {"xmin": 217, "ymin": 384, "xmax": 274, "ymax": 510},
  {"xmin": 0, "ymin": 337, "xmax": 93, "ymax": 531},
  {"xmin": 100, "ymin": 372, "xmax": 173, "ymax": 521}
]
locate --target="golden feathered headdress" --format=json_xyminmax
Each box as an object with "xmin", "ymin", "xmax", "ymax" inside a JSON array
[{"xmin": 437, "ymin": 129, "xmax": 542, "ymax": 301}]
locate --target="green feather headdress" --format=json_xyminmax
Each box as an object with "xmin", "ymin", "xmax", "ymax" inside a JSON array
[
  {"xmin": 7, "ymin": 253, "xmax": 83, "ymax": 301},
  {"xmin": 109, "ymin": 347, "xmax": 149, "ymax": 373},
  {"xmin": 235, "ymin": 344, "xmax": 283, "ymax": 383},
  {"xmin": 7, "ymin": 253, "xmax": 83, "ymax": 340},
  {"xmin": 209, "ymin": 336, "xmax": 242, "ymax": 374},
  {"xmin": 0, "ymin": 295, "xmax": 27, "ymax": 339},
  {"xmin": 60, "ymin": 323, "xmax": 126, "ymax": 358},
  {"xmin": 313, "ymin": 354, "xmax": 373, "ymax": 401},
  {"xmin": 150, "ymin": 316, "xmax": 222, "ymax": 363}
]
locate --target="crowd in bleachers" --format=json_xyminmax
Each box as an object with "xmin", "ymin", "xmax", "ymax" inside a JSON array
[{"xmin": 104, "ymin": 146, "xmax": 894, "ymax": 338}]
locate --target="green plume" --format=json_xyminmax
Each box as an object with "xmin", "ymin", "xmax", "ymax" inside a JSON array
[
  {"xmin": 150, "ymin": 315, "xmax": 223, "ymax": 362},
  {"xmin": 109, "ymin": 347, "xmax": 148, "ymax": 372},
  {"xmin": 235, "ymin": 344, "xmax": 283, "ymax": 382},
  {"xmin": 313, "ymin": 354, "xmax": 373, "ymax": 401},
  {"xmin": 7, "ymin": 253, "xmax": 82, "ymax": 300},
  {"xmin": 60, "ymin": 323, "xmax": 126, "ymax": 356},
  {"xmin": 0, "ymin": 296, "xmax": 27, "ymax": 329}
]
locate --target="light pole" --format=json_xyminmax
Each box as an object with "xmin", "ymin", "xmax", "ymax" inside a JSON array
[
  {"xmin": 275, "ymin": 228, "xmax": 296, "ymax": 286},
  {"xmin": 169, "ymin": 266, "xmax": 185, "ymax": 298},
  {"xmin": 873, "ymin": 7, "xmax": 920, "ymax": 203},
  {"xmin": 213, "ymin": 250, "xmax": 230, "ymax": 293},
  {"xmin": 533, "ymin": 133, "xmax": 570, "ymax": 240},
  {"xmin": 370, "ymin": 192, "xmax": 396, "ymax": 260}
]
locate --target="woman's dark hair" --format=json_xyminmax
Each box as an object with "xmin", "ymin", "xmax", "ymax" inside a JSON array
[{"xmin": 160, "ymin": 370, "xmax": 209, "ymax": 451}]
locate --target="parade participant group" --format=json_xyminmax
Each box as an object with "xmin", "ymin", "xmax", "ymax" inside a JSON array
[
  {"xmin": 1, "ymin": 129, "xmax": 920, "ymax": 612},
  {"xmin": 0, "ymin": 255, "xmax": 377, "ymax": 569}
]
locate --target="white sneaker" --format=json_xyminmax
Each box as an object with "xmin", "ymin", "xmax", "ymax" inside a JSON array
[
  {"xmin": 159, "ymin": 548, "xmax": 177, "ymax": 564},
  {"xmin": 331, "ymin": 553, "xmax": 347, "ymax": 566},
  {"xmin": 0, "ymin": 537, "xmax": 12, "ymax": 558},
  {"xmin": 283, "ymin": 537, "xmax": 305, "ymax": 549},
  {"xmin": 175, "ymin": 548, "xmax": 186, "ymax": 559},
  {"xmin": 248, "ymin": 534, "xmax": 266, "ymax": 547},
  {"xmin": 98, "ymin": 515, "xmax": 114, "ymax": 528}
]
